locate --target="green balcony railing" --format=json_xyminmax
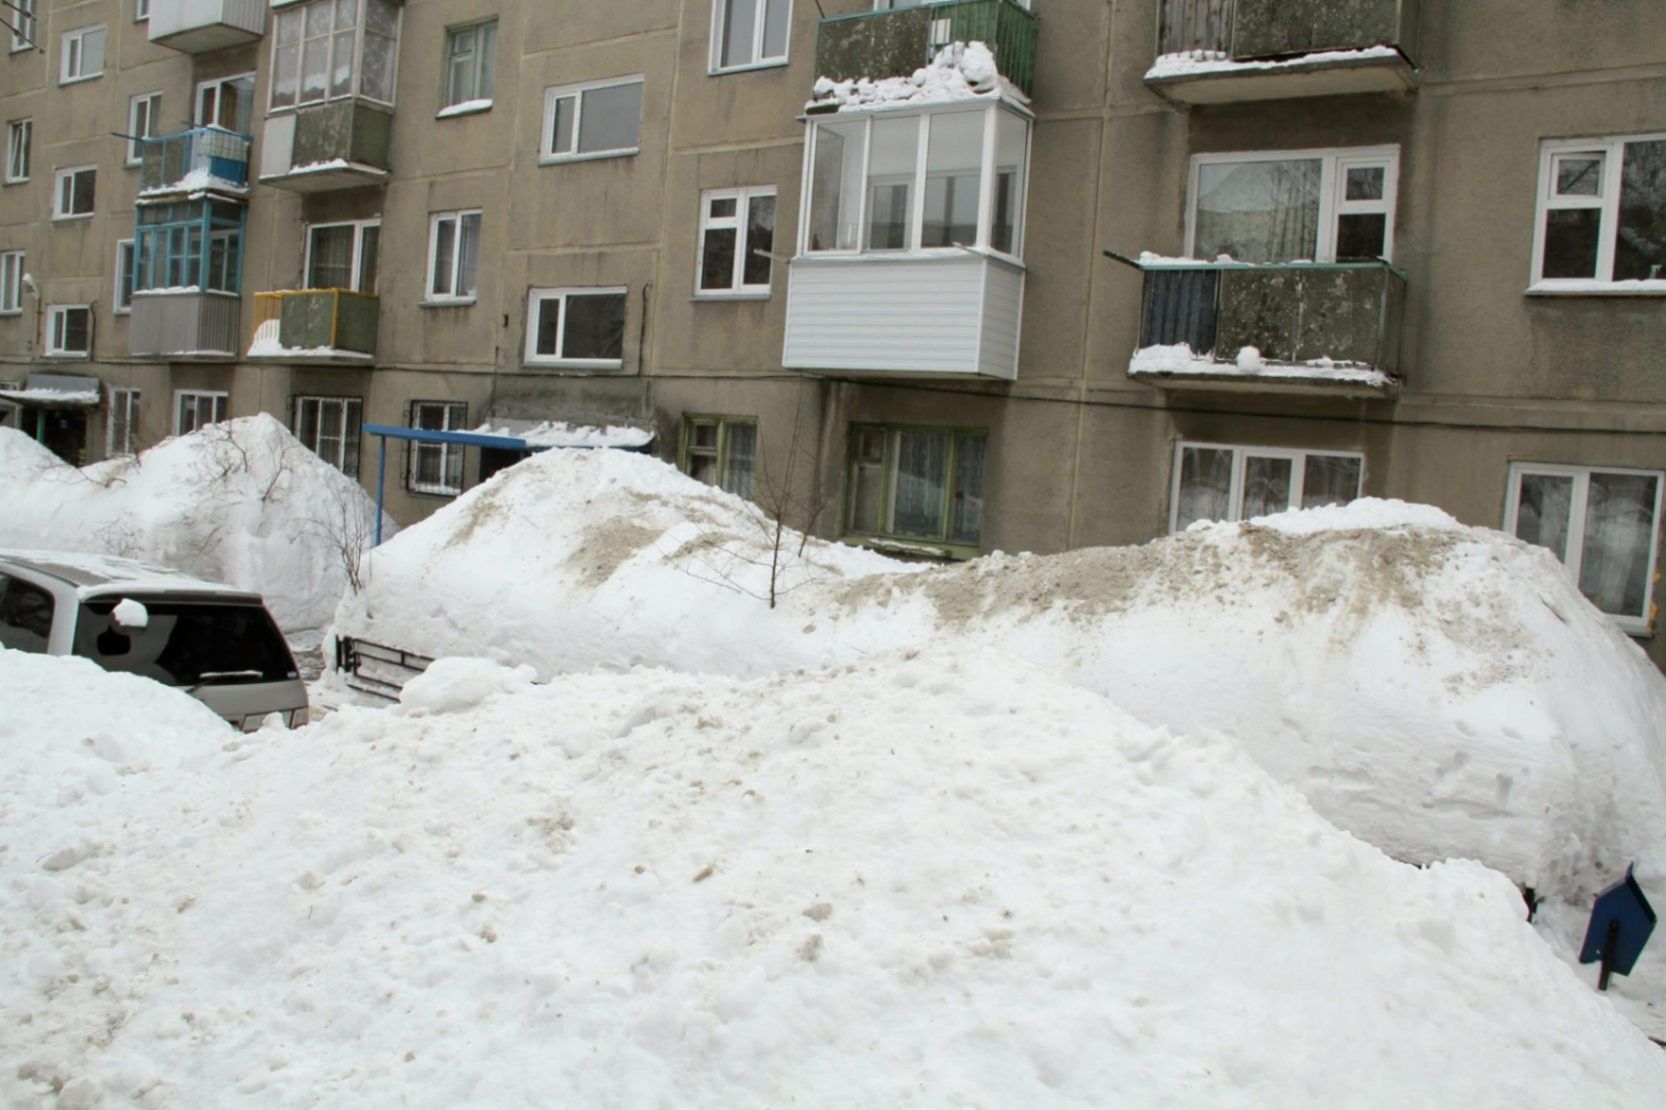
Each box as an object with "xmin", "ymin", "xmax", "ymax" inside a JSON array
[{"xmin": 816, "ymin": 0, "xmax": 1039, "ymax": 98}]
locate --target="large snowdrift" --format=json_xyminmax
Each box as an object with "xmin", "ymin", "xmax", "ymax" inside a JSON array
[
  {"xmin": 4, "ymin": 646, "xmax": 1664, "ymax": 1105},
  {"xmin": 337, "ymin": 450, "xmax": 1666, "ymax": 908},
  {"xmin": 0, "ymin": 416, "xmax": 392, "ymax": 632}
]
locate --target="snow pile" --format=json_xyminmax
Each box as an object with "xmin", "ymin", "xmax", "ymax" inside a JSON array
[
  {"xmin": 0, "ymin": 416, "xmax": 393, "ymax": 631},
  {"xmin": 137, "ymin": 167, "xmax": 247, "ymax": 198},
  {"xmin": 5, "ymin": 644, "xmax": 1665, "ymax": 1104},
  {"xmin": 338, "ymin": 451, "xmax": 1666, "ymax": 909},
  {"xmin": 809, "ymin": 41, "xmax": 1017, "ymax": 113},
  {"xmin": 469, "ymin": 419, "xmax": 654, "ymax": 449},
  {"xmin": 1130, "ymin": 341, "xmax": 1396, "ymax": 389},
  {"xmin": 1145, "ymin": 44, "xmax": 1405, "ymax": 82},
  {"xmin": 435, "ymin": 98, "xmax": 492, "ymax": 118}
]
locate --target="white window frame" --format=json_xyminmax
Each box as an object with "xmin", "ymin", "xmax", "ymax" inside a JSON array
[
  {"xmin": 1185, "ymin": 145, "xmax": 1401, "ymax": 264},
  {"xmin": 196, "ymin": 72, "xmax": 257, "ymax": 131},
  {"xmin": 424, "ymin": 210, "xmax": 482, "ymax": 304},
  {"xmin": 107, "ymin": 386, "xmax": 141, "ymax": 456},
  {"xmin": 114, "ymin": 240, "xmax": 135, "ymax": 314},
  {"xmin": 59, "ymin": 24, "xmax": 106, "ymax": 85},
  {"xmin": 174, "ymin": 389, "xmax": 228, "ymax": 436},
  {"xmin": 9, "ymin": 0, "xmax": 35, "ymax": 54},
  {"xmin": 304, "ymin": 218, "xmax": 381, "ymax": 291},
  {"xmin": 52, "ymin": 165, "xmax": 96, "ymax": 220},
  {"xmin": 1167, "ymin": 441, "xmax": 1366, "ymax": 533},
  {"xmin": 135, "ymin": 0, "xmax": 150, "ymax": 21},
  {"xmin": 406, "ymin": 400, "xmax": 468, "ymax": 496},
  {"xmin": 46, "ymin": 305, "xmax": 92, "ymax": 357},
  {"xmin": 441, "ymin": 19, "xmax": 497, "ymax": 112},
  {"xmin": 710, "ymin": 0, "xmax": 792, "ymax": 74},
  {"xmin": 1529, "ymin": 133, "xmax": 1666, "ymax": 294},
  {"xmin": 0, "ymin": 251, "xmax": 23, "ymax": 314},
  {"xmin": 696, "ymin": 186, "xmax": 777, "ymax": 297},
  {"xmin": 523, "ymin": 286, "xmax": 629, "ymax": 369},
  {"xmin": 1504, "ymin": 462, "xmax": 1665, "ymax": 633},
  {"xmin": 5, "ymin": 119, "xmax": 30, "ymax": 183},
  {"xmin": 126, "ymin": 92, "xmax": 162, "ymax": 167},
  {"xmin": 539, "ymin": 75, "xmax": 646, "ymax": 165}
]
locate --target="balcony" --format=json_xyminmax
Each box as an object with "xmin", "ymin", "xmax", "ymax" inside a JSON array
[
  {"xmin": 130, "ymin": 291, "xmax": 241, "ymax": 360},
  {"xmin": 815, "ymin": 0, "xmax": 1038, "ymax": 98},
  {"xmin": 1147, "ymin": 0, "xmax": 1419, "ymax": 104},
  {"xmin": 258, "ymin": 102, "xmax": 393, "ymax": 192},
  {"xmin": 249, "ymin": 290, "xmax": 379, "ymax": 362},
  {"xmin": 1127, "ymin": 259, "xmax": 1404, "ymax": 398},
  {"xmin": 147, "ymin": 0, "xmax": 267, "ymax": 54},
  {"xmin": 137, "ymin": 128, "xmax": 251, "ymax": 198}
]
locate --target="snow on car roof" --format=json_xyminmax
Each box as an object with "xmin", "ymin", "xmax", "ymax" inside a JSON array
[{"xmin": 0, "ymin": 549, "xmax": 258, "ymax": 600}]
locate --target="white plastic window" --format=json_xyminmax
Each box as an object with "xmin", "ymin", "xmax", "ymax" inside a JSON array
[
  {"xmin": 541, "ymin": 77, "xmax": 645, "ymax": 163},
  {"xmin": 47, "ymin": 306, "xmax": 91, "ymax": 356},
  {"xmin": 697, "ymin": 187, "xmax": 776, "ymax": 295},
  {"xmin": 5, "ymin": 120, "xmax": 29, "ymax": 183},
  {"xmin": 1188, "ymin": 147, "xmax": 1399, "ymax": 263},
  {"xmin": 127, "ymin": 93, "xmax": 161, "ymax": 166},
  {"xmin": 53, "ymin": 166, "xmax": 96, "ymax": 219},
  {"xmin": 1170, "ymin": 442, "xmax": 1364, "ymax": 532},
  {"xmin": 1532, "ymin": 134, "xmax": 1666, "ymax": 290},
  {"xmin": 108, "ymin": 387, "xmax": 141, "ymax": 456},
  {"xmin": 175, "ymin": 390, "xmax": 227, "ymax": 435},
  {"xmin": 426, "ymin": 211, "xmax": 481, "ymax": 302},
  {"xmin": 0, "ymin": 251, "xmax": 24, "ymax": 313},
  {"xmin": 444, "ymin": 21, "xmax": 496, "ymax": 109},
  {"xmin": 712, "ymin": 0, "xmax": 791, "ymax": 72},
  {"xmin": 524, "ymin": 288, "xmax": 628, "ymax": 368},
  {"xmin": 407, "ymin": 400, "xmax": 467, "ymax": 496},
  {"xmin": 114, "ymin": 241, "xmax": 135, "ymax": 313}
]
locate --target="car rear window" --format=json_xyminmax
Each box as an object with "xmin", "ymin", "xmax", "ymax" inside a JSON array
[
  {"xmin": 0, "ymin": 574, "xmax": 55, "ymax": 652},
  {"xmin": 73, "ymin": 599, "xmax": 298, "ymax": 687}
]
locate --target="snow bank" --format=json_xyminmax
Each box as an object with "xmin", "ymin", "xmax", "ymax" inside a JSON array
[
  {"xmin": 5, "ymin": 645, "xmax": 1664, "ymax": 1104},
  {"xmin": 338, "ymin": 451, "xmax": 1666, "ymax": 907},
  {"xmin": 0, "ymin": 416, "xmax": 393, "ymax": 632}
]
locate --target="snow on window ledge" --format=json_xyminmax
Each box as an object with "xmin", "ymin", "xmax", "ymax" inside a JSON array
[
  {"xmin": 436, "ymin": 99, "xmax": 492, "ymax": 119},
  {"xmin": 1525, "ymin": 279, "xmax": 1666, "ymax": 297},
  {"xmin": 1144, "ymin": 45, "xmax": 1404, "ymax": 83}
]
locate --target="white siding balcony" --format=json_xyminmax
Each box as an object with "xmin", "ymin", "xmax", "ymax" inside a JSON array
[
  {"xmin": 783, "ymin": 100, "xmax": 1030, "ymax": 380},
  {"xmin": 148, "ymin": 0, "xmax": 267, "ymax": 54}
]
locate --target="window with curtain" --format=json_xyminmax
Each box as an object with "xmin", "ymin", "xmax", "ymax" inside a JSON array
[
  {"xmin": 681, "ymin": 416, "xmax": 757, "ymax": 500},
  {"xmin": 1171, "ymin": 442, "xmax": 1364, "ymax": 532},
  {"xmin": 845, "ymin": 424, "xmax": 987, "ymax": 552},
  {"xmin": 1189, "ymin": 147, "xmax": 1398, "ymax": 263}
]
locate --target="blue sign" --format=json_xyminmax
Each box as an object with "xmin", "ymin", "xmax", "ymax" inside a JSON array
[{"xmin": 1579, "ymin": 865, "xmax": 1656, "ymax": 990}]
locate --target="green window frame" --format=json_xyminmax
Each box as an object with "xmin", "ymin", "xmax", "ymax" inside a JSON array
[
  {"xmin": 679, "ymin": 415, "xmax": 756, "ymax": 500},
  {"xmin": 844, "ymin": 423, "xmax": 987, "ymax": 557}
]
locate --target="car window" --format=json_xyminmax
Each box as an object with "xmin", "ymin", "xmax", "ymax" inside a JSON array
[
  {"xmin": 72, "ymin": 599, "xmax": 297, "ymax": 687},
  {"xmin": 0, "ymin": 573, "xmax": 56, "ymax": 652}
]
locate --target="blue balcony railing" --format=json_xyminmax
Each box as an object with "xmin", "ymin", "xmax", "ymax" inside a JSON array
[{"xmin": 138, "ymin": 127, "xmax": 253, "ymax": 196}]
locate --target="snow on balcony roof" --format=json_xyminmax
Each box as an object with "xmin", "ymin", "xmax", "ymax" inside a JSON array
[
  {"xmin": 807, "ymin": 41, "xmax": 1023, "ymax": 114},
  {"xmin": 1144, "ymin": 44, "xmax": 1403, "ymax": 82},
  {"xmin": 138, "ymin": 168, "xmax": 249, "ymax": 199},
  {"xmin": 1130, "ymin": 342, "xmax": 1395, "ymax": 390},
  {"xmin": 0, "ymin": 387, "xmax": 100, "ymax": 408}
]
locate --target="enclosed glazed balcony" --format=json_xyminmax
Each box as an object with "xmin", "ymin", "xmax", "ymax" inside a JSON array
[
  {"xmin": 249, "ymin": 290, "xmax": 379, "ymax": 362},
  {"xmin": 1147, "ymin": 0, "xmax": 1420, "ymax": 104},
  {"xmin": 147, "ymin": 0, "xmax": 267, "ymax": 54},
  {"xmin": 1127, "ymin": 259, "xmax": 1404, "ymax": 398},
  {"xmin": 815, "ymin": 0, "xmax": 1038, "ymax": 98},
  {"xmin": 137, "ymin": 127, "xmax": 251, "ymax": 198},
  {"xmin": 128, "ymin": 198, "xmax": 245, "ymax": 360}
]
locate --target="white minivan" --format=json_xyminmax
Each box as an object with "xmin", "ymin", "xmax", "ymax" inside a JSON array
[{"xmin": 0, "ymin": 550, "xmax": 308, "ymax": 729}]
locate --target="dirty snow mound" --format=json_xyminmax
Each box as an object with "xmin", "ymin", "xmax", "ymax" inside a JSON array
[{"xmin": 0, "ymin": 417, "xmax": 393, "ymax": 631}]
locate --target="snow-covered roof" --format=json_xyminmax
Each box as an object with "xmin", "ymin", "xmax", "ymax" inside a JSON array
[{"xmin": 0, "ymin": 388, "xmax": 100, "ymax": 408}]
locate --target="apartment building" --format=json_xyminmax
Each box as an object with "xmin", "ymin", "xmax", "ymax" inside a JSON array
[{"xmin": 1, "ymin": 1, "xmax": 1663, "ymax": 663}]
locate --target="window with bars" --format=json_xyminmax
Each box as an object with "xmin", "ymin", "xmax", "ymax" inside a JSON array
[
  {"xmin": 406, "ymin": 400, "xmax": 467, "ymax": 496},
  {"xmin": 846, "ymin": 424, "xmax": 987, "ymax": 554},
  {"xmin": 175, "ymin": 391, "xmax": 227, "ymax": 435},
  {"xmin": 294, "ymin": 395, "xmax": 363, "ymax": 476},
  {"xmin": 681, "ymin": 416, "xmax": 757, "ymax": 500}
]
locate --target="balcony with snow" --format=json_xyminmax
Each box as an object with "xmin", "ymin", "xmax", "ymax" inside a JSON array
[
  {"xmin": 128, "ymin": 199, "xmax": 246, "ymax": 361},
  {"xmin": 147, "ymin": 0, "xmax": 267, "ymax": 54},
  {"xmin": 1127, "ymin": 256, "xmax": 1404, "ymax": 398},
  {"xmin": 137, "ymin": 128, "xmax": 252, "ymax": 199},
  {"xmin": 248, "ymin": 290, "xmax": 379, "ymax": 363},
  {"xmin": 814, "ymin": 0, "xmax": 1038, "ymax": 99},
  {"xmin": 785, "ymin": 45, "xmax": 1032, "ymax": 380},
  {"xmin": 1147, "ymin": 0, "xmax": 1419, "ymax": 104},
  {"xmin": 258, "ymin": 0, "xmax": 399, "ymax": 192}
]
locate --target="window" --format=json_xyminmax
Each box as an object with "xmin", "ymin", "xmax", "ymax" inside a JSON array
[
  {"xmin": 524, "ymin": 288, "xmax": 628, "ymax": 368},
  {"xmin": 46, "ymin": 306, "xmax": 91, "ymax": 356},
  {"xmin": 294, "ymin": 395, "xmax": 363, "ymax": 476},
  {"xmin": 197, "ymin": 74, "xmax": 256, "ymax": 132},
  {"xmin": 175, "ymin": 390, "xmax": 227, "ymax": 435},
  {"xmin": 60, "ymin": 25, "xmax": 106, "ymax": 84},
  {"xmin": 114, "ymin": 241, "xmax": 135, "ymax": 313},
  {"xmin": 698, "ymin": 187, "xmax": 776, "ymax": 295},
  {"xmin": 108, "ymin": 387, "xmax": 140, "ymax": 456},
  {"xmin": 846, "ymin": 424, "xmax": 987, "ymax": 552},
  {"xmin": 135, "ymin": 0, "xmax": 150, "ymax": 20},
  {"xmin": 804, "ymin": 105, "xmax": 1030, "ymax": 257},
  {"xmin": 9, "ymin": 0, "xmax": 35, "ymax": 54},
  {"xmin": 426, "ymin": 210, "xmax": 481, "ymax": 302},
  {"xmin": 1506, "ymin": 463, "xmax": 1664, "ymax": 632},
  {"xmin": 712, "ymin": 0, "xmax": 791, "ymax": 72},
  {"xmin": 1531, "ymin": 134, "xmax": 1666, "ymax": 291},
  {"xmin": 53, "ymin": 166, "xmax": 96, "ymax": 220},
  {"xmin": 0, "ymin": 574, "xmax": 55, "ymax": 653},
  {"xmin": 443, "ymin": 21, "xmax": 496, "ymax": 111},
  {"xmin": 127, "ymin": 93, "xmax": 161, "ymax": 166},
  {"xmin": 681, "ymin": 416, "xmax": 757, "ymax": 500},
  {"xmin": 0, "ymin": 251, "xmax": 22, "ymax": 314},
  {"xmin": 5, "ymin": 120, "xmax": 29, "ymax": 183},
  {"xmin": 135, "ymin": 199, "xmax": 245, "ymax": 293},
  {"xmin": 306, "ymin": 220, "xmax": 381, "ymax": 292},
  {"xmin": 1187, "ymin": 147, "xmax": 1399, "ymax": 263},
  {"xmin": 1170, "ymin": 443, "xmax": 1364, "ymax": 533},
  {"xmin": 407, "ymin": 401, "xmax": 467, "ymax": 496},
  {"xmin": 541, "ymin": 76, "xmax": 645, "ymax": 164},
  {"xmin": 270, "ymin": 0, "xmax": 400, "ymax": 111}
]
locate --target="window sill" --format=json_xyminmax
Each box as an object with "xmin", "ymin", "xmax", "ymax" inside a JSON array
[
  {"xmin": 708, "ymin": 58, "xmax": 791, "ymax": 77},
  {"xmin": 59, "ymin": 73, "xmax": 103, "ymax": 87},
  {"xmin": 2, "ymin": 178, "xmax": 28, "ymax": 187},
  {"xmin": 436, "ymin": 100, "xmax": 492, "ymax": 120},
  {"xmin": 1526, "ymin": 280, "xmax": 1666, "ymax": 297},
  {"xmin": 419, "ymin": 298, "xmax": 477, "ymax": 309},
  {"xmin": 539, "ymin": 148, "xmax": 639, "ymax": 167},
  {"xmin": 42, "ymin": 352, "xmax": 91, "ymax": 360},
  {"xmin": 693, "ymin": 290, "xmax": 772, "ymax": 302},
  {"xmin": 793, "ymin": 248, "xmax": 1026, "ymax": 270},
  {"xmin": 406, "ymin": 485, "xmax": 463, "ymax": 499},
  {"xmin": 523, "ymin": 359, "xmax": 624, "ymax": 371},
  {"xmin": 0, "ymin": 309, "xmax": 24, "ymax": 317},
  {"xmin": 113, "ymin": 308, "xmax": 130, "ymax": 316},
  {"xmin": 52, "ymin": 213, "xmax": 95, "ymax": 223}
]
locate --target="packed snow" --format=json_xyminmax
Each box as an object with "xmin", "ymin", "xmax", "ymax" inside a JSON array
[
  {"xmin": 1130, "ymin": 341, "xmax": 1397, "ymax": 389},
  {"xmin": 435, "ymin": 98, "xmax": 492, "ymax": 119},
  {"xmin": 5, "ymin": 644, "xmax": 1666, "ymax": 1105},
  {"xmin": 809, "ymin": 41, "xmax": 1022, "ymax": 113},
  {"xmin": 0, "ymin": 415, "xmax": 393, "ymax": 631},
  {"xmin": 337, "ymin": 450, "xmax": 1666, "ymax": 917}
]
